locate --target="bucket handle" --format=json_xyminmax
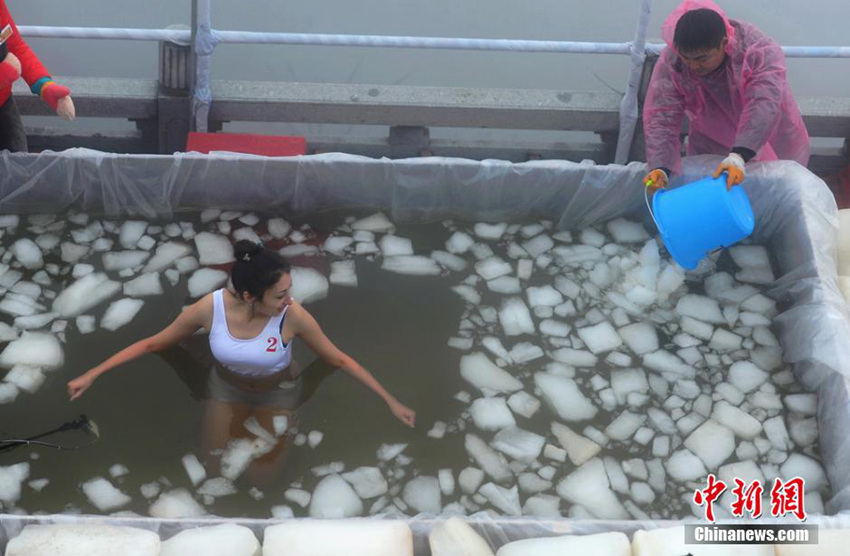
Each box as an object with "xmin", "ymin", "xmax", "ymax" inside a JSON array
[{"xmin": 644, "ymin": 186, "xmax": 662, "ymax": 231}]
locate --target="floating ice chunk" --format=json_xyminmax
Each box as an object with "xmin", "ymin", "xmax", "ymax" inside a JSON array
[
  {"xmin": 0, "ymin": 462, "xmax": 29, "ymax": 504},
  {"xmin": 617, "ymin": 322, "xmax": 658, "ymax": 355},
  {"xmin": 491, "ymin": 427, "xmax": 545, "ymax": 463},
  {"xmin": 0, "ymin": 215, "xmax": 20, "ymax": 229},
  {"xmin": 451, "ymin": 285, "xmax": 481, "ymax": 305},
  {"xmin": 709, "ymin": 329, "xmax": 743, "ymax": 352},
  {"xmin": 149, "ymin": 488, "xmax": 207, "ymax": 518},
  {"xmin": 101, "ymin": 298, "xmax": 144, "ymax": 331},
  {"xmin": 233, "ymin": 227, "xmax": 263, "ymax": 245},
  {"xmin": 0, "ymin": 322, "xmax": 18, "ymax": 342},
  {"xmin": 577, "ymin": 321, "xmax": 622, "ymax": 354},
  {"xmin": 780, "ymin": 453, "xmax": 827, "ymax": 492},
  {"xmin": 522, "ymin": 494, "xmax": 562, "ymax": 519},
  {"xmin": 666, "ymin": 450, "xmax": 707, "ymax": 482},
  {"xmin": 382, "ymin": 255, "xmax": 441, "ymax": 276},
  {"xmin": 284, "ymin": 488, "xmax": 311, "ymax": 507},
  {"xmin": 741, "ymin": 293, "xmax": 777, "ymax": 316},
  {"xmin": 143, "ymin": 242, "xmax": 192, "ymax": 272},
  {"xmin": 14, "ymin": 313, "xmax": 57, "ymax": 331},
  {"xmin": 764, "ymin": 416, "xmax": 793, "ymax": 451},
  {"xmin": 427, "ymin": 421, "xmax": 448, "ymax": 439},
  {"xmin": 539, "ymin": 319, "xmax": 570, "ymax": 338},
  {"xmin": 487, "ymin": 276, "xmax": 521, "ymax": 294},
  {"xmin": 521, "ymin": 235, "xmax": 554, "ymax": 258},
  {"xmin": 610, "ymin": 368, "xmax": 648, "ymax": 404},
  {"xmin": 119, "ymin": 221, "xmax": 148, "ymax": 249},
  {"xmin": 0, "ymin": 332, "xmax": 64, "ymax": 370},
  {"xmin": 552, "ymin": 245, "xmax": 603, "ymax": 265},
  {"xmin": 6, "ymin": 524, "xmax": 161, "ymax": 556},
  {"xmin": 429, "ymin": 517, "xmax": 493, "ymax": 556},
  {"xmin": 265, "ymin": 520, "xmax": 412, "ymax": 556},
  {"xmin": 280, "ymin": 244, "xmax": 320, "ymax": 257},
  {"xmin": 508, "ymin": 342, "xmax": 543, "ymax": 364},
  {"xmin": 82, "ymin": 477, "xmax": 132, "ymax": 512},
  {"xmin": 159, "ymin": 524, "xmax": 259, "ymax": 556},
  {"xmin": 377, "ymin": 235, "xmax": 412, "ymax": 258},
  {"xmin": 579, "ymin": 228, "xmax": 606, "ymax": 247},
  {"xmin": 675, "ymin": 294, "xmax": 725, "ymax": 324},
  {"xmin": 656, "ymin": 264, "xmax": 686, "ymax": 299},
  {"xmin": 432, "ymin": 251, "xmax": 467, "ymax": 272},
  {"xmin": 711, "ymin": 401, "xmax": 762, "ymax": 439},
  {"xmin": 551, "ymin": 348, "xmax": 597, "ymax": 367},
  {"xmin": 342, "ymin": 467, "xmax": 388, "ymax": 499},
  {"xmin": 788, "ymin": 417, "xmax": 818, "ymax": 448},
  {"xmin": 607, "ymin": 218, "xmax": 650, "ymax": 243},
  {"xmin": 0, "ymin": 294, "xmax": 44, "ymax": 318},
  {"xmin": 534, "ymin": 372, "xmax": 597, "ymax": 422},
  {"xmin": 0, "ymin": 382, "xmax": 19, "ymax": 404},
  {"xmin": 53, "ymin": 273, "xmax": 121, "ymax": 317},
  {"xmin": 605, "ymin": 411, "xmax": 647, "ymax": 442},
  {"xmin": 199, "ymin": 477, "xmax": 237, "ymax": 498},
  {"xmin": 729, "ymin": 361, "xmax": 768, "ymax": 393},
  {"xmin": 526, "ymin": 285, "xmax": 563, "ymax": 308},
  {"xmin": 478, "ymin": 483, "xmax": 521, "ymax": 516},
  {"xmin": 475, "ymin": 257, "xmax": 512, "ymax": 281},
  {"xmin": 551, "ymin": 422, "xmax": 601, "ymax": 466},
  {"xmin": 310, "ymin": 474, "xmax": 364, "ymax": 517},
  {"xmin": 445, "ymin": 231, "xmax": 475, "ymax": 254},
  {"xmin": 402, "ymin": 476, "xmax": 442, "ymax": 514},
  {"xmin": 194, "ymin": 233, "xmax": 235, "ymax": 265},
  {"xmin": 680, "ymin": 316, "xmax": 714, "ymax": 341},
  {"xmin": 470, "ymin": 398, "xmax": 516, "ymax": 431},
  {"xmin": 11, "ymin": 238, "xmax": 44, "ymax": 270},
  {"xmin": 507, "ymin": 391, "xmax": 540, "ymax": 419},
  {"xmin": 175, "ymin": 256, "xmax": 199, "ymax": 274},
  {"xmin": 103, "ymin": 251, "xmax": 150, "ymax": 272},
  {"xmin": 684, "ymin": 420, "xmax": 735, "ymax": 469},
  {"xmin": 473, "ymin": 223, "xmax": 508, "ymax": 240},
  {"xmin": 308, "ymin": 430, "xmax": 324, "ymax": 448},
  {"xmin": 784, "ymin": 393, "xmax": 817, "ymax": 416},
  {"xmin": 75, "ymin": 315, "xmax": 96, "ymax": 335},
  {"xmin": 377, "ymin": 443, "xmax": 407, "ymax": 461},
  {"xmin": 458, "ymin": 467, "xmax": 485, "ymax": 495},
  {"xmin": 465, "ymin": 434, "xmax": 512, "ymax": 483},
  {"xmin": 123, "ymin": 273, "xmax": 163, "ymax": 297},
  {"xmin": 220, "ymin": 438, "xmax": 275, "ymax": 480},
  {"xmin": 460, "ymin": 353, "xmax": 523, "ymax": 393},
  {"xmin": 108, "ymin": 464, "xmax": 129, "ymax": 478},
  {"xmin": 283, "ymin": 267, "xmax": 327, "ymax": 304},
  {"xmin": 186, "ymin": 268, "xmax": 229, "ymax": 299},
  {"xmin": 260, "ymin": 219, "xmax": 291, "ymax": 241},
  {"xmin": 642, "ymin": 350, "xmax": 694, "ymax": 379},
  {"xmin": 351, "ymin": 213, "xmax": 394, "ymax": 233},
  {"xmin": 518, "ymin": 473, "xmax": 553, "ymax": 495},
  {"xmin": 137, "ymin": 235, "xmax": 156, "ymax": 251},
  {"xmin": 729, "ymin": 245, "xmax": 771, "ymax": 269},
  {"xmin": 181, "ymin": 454, "xmax": 206, "ymax": 487},
  {"xmin": 556, "ymin": 458, "xmax": 628, "ymax": 520},
  {"xmin": 736, "ymin": 267, "xmax": 775, "ymax": 285}
]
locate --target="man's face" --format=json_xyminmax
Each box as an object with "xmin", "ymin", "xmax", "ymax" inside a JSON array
[{"xmin": 678, "ymin": 37, "xmax": 728, "ymax": 76}]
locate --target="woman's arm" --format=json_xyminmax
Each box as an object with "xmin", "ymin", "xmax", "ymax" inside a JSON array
[
  {"xmin": 291, "ymin": 302, "xmax": 416, "ymax": 427},
  {"xmin": 67, "ymin": 297, "xmax": 210, "ymax": 400}
]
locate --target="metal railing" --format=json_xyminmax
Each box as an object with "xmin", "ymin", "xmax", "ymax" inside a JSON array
[{"xmin": 17, "ymin": 0, "xmax": 850, "ymax": 162}]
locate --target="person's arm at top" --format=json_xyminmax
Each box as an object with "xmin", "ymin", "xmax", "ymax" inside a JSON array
[
  {"xmin": 643, "ymin": 54, "xmax": 686, "ymax": 188},
  {"xmin": 290, "ymin": 301, "xmax": 416, "ymax": 428},
  {"xmin": 67, "ymin": 296, "xmax": 211, "ymax": 400},
  {"xmin": 0, "ymin": 2, "xmax": 74, "ymax": 120},
  {"xmin": 734, "ymin": 38, "xmax": 787, "ymax": 160}
]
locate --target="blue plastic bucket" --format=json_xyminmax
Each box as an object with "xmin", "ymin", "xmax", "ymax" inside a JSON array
[{"xmin": 650, "ymin": 174, "xmax": 755, "ymax": 270}]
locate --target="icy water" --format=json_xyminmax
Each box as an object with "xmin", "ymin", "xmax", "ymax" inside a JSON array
[{"xmin": 0, "ymin": 209, "xmax": 829, "ymax": 520}]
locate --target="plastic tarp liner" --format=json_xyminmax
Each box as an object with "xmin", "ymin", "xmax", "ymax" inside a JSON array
[{"xmin": 2, "ymin": 149, "xmax": 850, "ymax": 550}]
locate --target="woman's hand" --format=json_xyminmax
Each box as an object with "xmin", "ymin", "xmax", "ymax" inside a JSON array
[
  {"xmin": 67, "ymin": 373, "xmax": 95, "ymax": 401},
  {"xmin": 388, "ymin": 400, "xmax": 416, "ymax": 428}
]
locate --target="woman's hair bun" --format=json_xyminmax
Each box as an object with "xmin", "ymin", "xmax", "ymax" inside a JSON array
[{"xmin": 233, "ymin": 240, "xmax": 263, "ymax": 262}]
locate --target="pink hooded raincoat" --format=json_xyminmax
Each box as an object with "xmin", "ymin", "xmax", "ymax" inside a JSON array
[{"xmin": 644, "ymin": 0, "xmax": 810, "ymax": 174}]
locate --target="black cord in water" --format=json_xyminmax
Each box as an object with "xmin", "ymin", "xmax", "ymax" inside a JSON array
[{"xmin": 0, "ymin": 414, "xmax": 100, "ymax": 454}]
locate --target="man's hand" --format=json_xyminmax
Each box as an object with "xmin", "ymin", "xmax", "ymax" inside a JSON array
[
  {"xmin": 713, "ymin": 153, "xmax": 746, "ymax": 189},
  {"xmin": 41, "ymin": 82, "xmax": 75, "ymax": 121},
  {"xmin": 388, "ymin": 400, "xmax": 416, "ymax": 428},
  {"xmin": 643, "ymin": 168, "xmax": 669, "ymax": 190},
  {"xmin": 0, "ymin": 52, "xmax": 21, "ymax": 88}
]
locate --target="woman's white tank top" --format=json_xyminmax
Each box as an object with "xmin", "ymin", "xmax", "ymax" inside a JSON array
[{"xmin": 208, "ymin": 289, "xmax": 292, "ymax": 377}]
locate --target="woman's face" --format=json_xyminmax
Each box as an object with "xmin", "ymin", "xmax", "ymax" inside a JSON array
[{"xmin": 258, "ymin": 272, "xmax": 293, "ymax": 316}]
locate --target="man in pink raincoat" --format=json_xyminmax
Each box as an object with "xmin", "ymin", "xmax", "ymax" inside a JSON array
[{"xmin": 642, "ymin": 0, "xmax": 809, "ymax": 190}]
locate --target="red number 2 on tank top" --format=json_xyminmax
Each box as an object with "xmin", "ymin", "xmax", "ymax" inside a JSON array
[{"xmin": 266, "ymin": 337, "xmax": 278, "ymax": 352}]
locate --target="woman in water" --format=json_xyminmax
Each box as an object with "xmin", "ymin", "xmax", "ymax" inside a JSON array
[{"xmin": 67, "ymin": 240, "xmax": 416, "ymax": 478}]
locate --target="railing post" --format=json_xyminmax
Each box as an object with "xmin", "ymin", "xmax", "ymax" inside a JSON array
[
  {"xmin": 157, "ymin": 24, "xmax": 192, "ymax": 153},
  {"xmin": 615, "ymin": 0, "xmax": 653, "ymax": 165},
  {"xmin": 191, "ymin": 0, "xmax": 213, "ymax": 133}
]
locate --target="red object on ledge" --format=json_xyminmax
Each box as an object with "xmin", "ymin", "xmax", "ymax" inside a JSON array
[{"xmin": 186, "ymin": 132, "xmax": 307, "ymax": 157}]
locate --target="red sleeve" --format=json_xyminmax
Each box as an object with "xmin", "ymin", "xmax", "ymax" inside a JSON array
[{"xmin": 1, "ymin": 0, "xmax": 50, "ymax": 86}]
